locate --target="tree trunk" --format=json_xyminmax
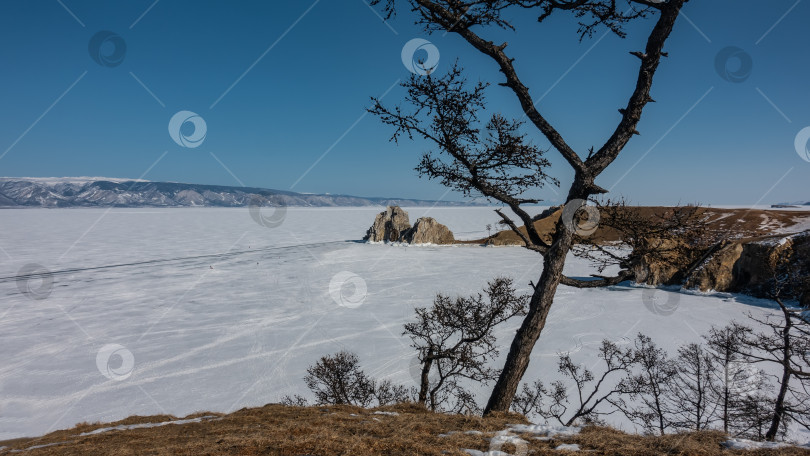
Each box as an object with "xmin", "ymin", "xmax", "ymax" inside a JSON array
[
  {"xmin": 766, "ymin": 361, "xmax": 790, "ymax": 440},
  {"xmin": 765, "ymin": 309, "xmax": 793, "ymax": 441},
  {"xmin": 723, "ymin": 366, "xmax": 730, "ymax": 434},
  {"xmin": 484, "ymin": 219, "xmax": 575, "ymax": 414},
  {"xmin": 418, "ymin": 352, "xmax": 433, "ymax": 405}
]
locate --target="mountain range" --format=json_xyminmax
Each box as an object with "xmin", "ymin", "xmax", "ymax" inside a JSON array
[{"xmin": 0, "ymin": 177, "xmax": 477, "ymax": 208}]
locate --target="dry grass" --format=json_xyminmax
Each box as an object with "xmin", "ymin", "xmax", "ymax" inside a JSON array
[{"xmin": 2, "ymin": 403, "xmax": 808, "ymax": 455}]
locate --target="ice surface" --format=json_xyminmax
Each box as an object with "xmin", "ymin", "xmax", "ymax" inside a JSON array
[{"xmin": 0, "ymin": 207, "xmax": 788, "ymax": 440}]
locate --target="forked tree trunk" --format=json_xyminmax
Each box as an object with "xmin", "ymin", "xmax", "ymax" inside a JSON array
[
  {"xmin": 479, "ymin": 1, "xmax": 686, "ymax": 414},
  {"xmin": 484, "ymin": 215, "xmax": 576, "ymax": 414}
]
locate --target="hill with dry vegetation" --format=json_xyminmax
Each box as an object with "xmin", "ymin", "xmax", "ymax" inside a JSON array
[{"xmin": 2, "ymin": 403, "xmax": 809, "ymax": 455}]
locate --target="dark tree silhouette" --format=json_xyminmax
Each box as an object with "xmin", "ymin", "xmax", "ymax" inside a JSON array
[
  {"xmin": 303, "ymin": 351, "xmax": 412, "ymax": 407},
  {"xmin": 305, "ymin": 351, "xmax": 376, "ymax": 406},
  {"xmin": 512, "ymin": 338, "xmax": 636, "ymax": 425},
  {"xmin": 668, "ymin": 343, "xmax": 717, "ymax": 431},
  {"xmin": 734, "ymin": 251, "xmax": 810, "ymax": 441},
  {"xmin": 704, "ymin": 323, "xmax": 750, "ymax": 434},
  {"xmin": 369, "ymin": 0, "xmax": 693, "ymax": 414},
  {"xmin": 621, "ymin": 334, "xmax": 676, "ymax": 435},
  {"xmin": 405, "ymin": 277, "xmax": 528, "ymax": 412}
]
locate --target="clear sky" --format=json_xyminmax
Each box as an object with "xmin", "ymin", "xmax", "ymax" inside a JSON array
[{"xmin": 0, "ymin": 0, "xmax": 807, "ymax": 205}]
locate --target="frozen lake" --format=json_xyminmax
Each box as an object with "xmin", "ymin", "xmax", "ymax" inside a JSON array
[{"xmin": 0, "ymin": 207, "xmax": 784, "ymax": 440}]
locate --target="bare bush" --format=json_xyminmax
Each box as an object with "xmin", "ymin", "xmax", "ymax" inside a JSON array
[
  {"xmin": 512, "ymin": 339, "xmax": 635, "ymax": 426},
  {"xmin": 374, "ymin": 379, "xmax": 413, "ymax": 406},
  {"xmin": 280, "ymin": 394, "xmax": 309, "ymax": 407},
  {"xmin": 304, "ymin": 351, "xmax": 376, "ymax": 407}
]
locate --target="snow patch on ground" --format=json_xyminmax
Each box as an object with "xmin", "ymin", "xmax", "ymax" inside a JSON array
[
  {"xmin": 721, "ymin": 438, "xmax": 810, "ymax": 450},
  {"xmin": 463, "ymin": 450, "xmax": 512, "ymax": 456},
  {"xmin": 4, "ymin": 441, "xmax": 70, "ymax": 453},
  {"xmin": 79, "ymin": 416, "xmax": 219, "ymax": 436},
  {"xmin": 459, "ymin": 424, "xmax": 581, "ymax": 455},
  {"xmin": 508, "ymin": 424, "xmax": 581, "ymax": 439}
]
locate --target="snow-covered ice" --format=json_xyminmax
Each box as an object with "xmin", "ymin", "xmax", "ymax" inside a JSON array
[{"xmin": 0, "ymin": 207, "xmax": 788, "ymax": 440}]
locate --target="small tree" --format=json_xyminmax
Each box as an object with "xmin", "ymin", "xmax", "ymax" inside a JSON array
[
  {"xmin": 512, "ymin": 339, "xmax": 636, "ymax": 426},
  {"xmin": 622, "ymin": 334, "xmax": 676, "ymax": 435},
  {"xmin": 704, "ymin": 323, "xmax": 750, "ymax": 434},
  {"xmin": 667, "ymin": 343, "xmax": 717, "ymax": 431},
  {"xmin": 370, "ymin": 0, "xmax": 697, "ymax": 414},
  {"xmin": 405, "ymin": 277, "xmax": 528, "ymax": 412},
  {"xmin": 732, "ymin": 393, "xmax": 782, "ymax": 441},
  {"xmin": 734, "ymin": 251, "xmax": 810, "ymax": 441}
]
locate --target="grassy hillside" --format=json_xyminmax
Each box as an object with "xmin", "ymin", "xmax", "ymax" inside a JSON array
[{"xmin": 2, "ymin": 403, "xmax": 808, "ymax": 455}]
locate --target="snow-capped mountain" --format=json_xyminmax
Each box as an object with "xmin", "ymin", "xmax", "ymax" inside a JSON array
[{"xmin": 0, "ymin": 177, "xmax": 473, "ymax": 208}]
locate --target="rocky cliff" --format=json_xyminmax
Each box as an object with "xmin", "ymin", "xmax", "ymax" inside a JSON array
[
  {"xmin": 364, "ymin": 206, "xmax": 413, "ymax": 242},
  {"xmin": 363, "ymin": 206, "xmax": 455, "ymax": 245},
  {"xmin": 684, "ymin": 232, "xmax": 810, "ymax": 304},
  {"xmin": 401, "ymin": 217, "xmax": 455, "ymax": 244}
]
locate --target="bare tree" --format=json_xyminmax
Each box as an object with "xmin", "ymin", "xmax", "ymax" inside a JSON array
[
  {"xmin": 369, "ymin": 0, "xmax": 693, "ymax": 414},
  {"xmin": 622, "ymin": 334, "xmax": 676, "ymax": 435},
  {"xmin": 704, "ymin": 323, "xmax": 750, "ymax": 434},
  {"xmin": 571, "ymin": 200, "xmax": 711, "ymax": 285},
  {"xmin": 734, "ymin": 251, "xmax": 810, "ymax": 441},
  {"xmin": 405, "ymin": 277, "xmax": 528, "ymax": 412},
  {"xmin": 512, "ymin": 339, "xmax": 636, "ymax": 425},
  {"xmin": 733, "ymin": 392, "xmax": 783, "ymax": 441},
  {"xmin": 668, "ymin": 343, "xmax": 717, "ymax": 431}
]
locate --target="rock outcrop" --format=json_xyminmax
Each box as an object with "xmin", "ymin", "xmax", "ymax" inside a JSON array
[
  {"xmin": 364, "ymin": 206, "xmax": 412, "ymax": 242},
  {"xmin": 630, "ymin": 238, "xmax": 699, "ymax": 286},
  {"xmin": 401, "ymin": 217, "xmax": 455, "ymax": 245},
  {"xmin": 627, "ymin": 231, "xmax": 810, "ymax": 302},
  {"xmin": 683, "ymin": 232, "xmax": 810, "ymax": 302},
  {"xmin": 364, "ymin": 206, "xmax": 455, "ymax": 245}
]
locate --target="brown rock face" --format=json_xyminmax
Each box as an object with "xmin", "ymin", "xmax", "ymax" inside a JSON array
[
  {"xmin": 684, "ymin": 242, "xmax": 744, "ymax": 292},
  {"xmin": 680, "ymin": 231, "xmax": 810, "ymax": 301},
  {"xmin": 364, "ymin": 206, "xmax": 412, "ymax": 242},
  {"xmin": 631, "ymin": 238, "xmax": 699, "ymax": 286},
  {"xmin": 402, "ymin": 217, "xmax": 455, "ymax": 245}
]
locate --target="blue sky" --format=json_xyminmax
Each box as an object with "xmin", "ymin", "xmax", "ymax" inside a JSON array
[{"xmin": 0, "ymin": 0, "xmax": 807, "ymax": 205}]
